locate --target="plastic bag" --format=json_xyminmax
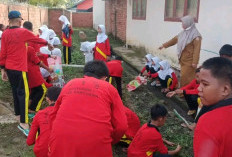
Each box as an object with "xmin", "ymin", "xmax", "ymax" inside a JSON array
[
  {"xmin": 127, "ymin": 76, "xmax": 147, "ymax": 92},
  {"xmin": 48, "ymin": 56, "xmax": 65, "ymax": 87}
]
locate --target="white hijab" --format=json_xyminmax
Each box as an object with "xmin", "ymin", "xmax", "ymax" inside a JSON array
[
  {"xmin": 97, "ymin": 25, "xmax": 108, "ymax": 43},
  {"xmin": 145, "ymin": 54, "xmax": 153, "ymax": 67},
  {"xmin": 151, "ymin": 57, "xmax": 161, "ymax": 71},
  {"xmin": 40, "ymin": 46, "xmax": 51, "ymax": 55},
  {"xmin": 51, "ymin": 48, "xmax": 62, "ymax": 57},
  {"xmin": 158, "ymin": 60, "xmax": 173, "ymax": 80},
  {"xmin": 59, "ymin": 15, "xmax": 70, "ymax": 29},
  {"xmin": 177, "ymin": 15, "xmax": 201, "ymax": 59},
  {"xmin": 47, "ymin": 29, "xmax": 57, "ymax": 44},
  {"xmin": 53, "ymin": 37, "xmax": 61, "ymax": 46},
  {"xmin": 39, "ymin": 25, "xmax": 49, "ymax": 40}
]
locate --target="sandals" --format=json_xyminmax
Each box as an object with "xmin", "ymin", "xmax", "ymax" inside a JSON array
[{"xmin": 17, "ymin": 125, "xmax": 29, "ymax": 137}]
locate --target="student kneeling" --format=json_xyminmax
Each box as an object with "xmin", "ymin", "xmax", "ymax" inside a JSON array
[
  {"xmin": 27, "ymin": 87, "xmax": 62, "ymax": 157},
  {"xmin": 128, "ymin": 104, "xmax": 181, "ymax": 157}
]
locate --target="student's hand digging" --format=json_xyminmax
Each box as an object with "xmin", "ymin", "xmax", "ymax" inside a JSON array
[{"xmin": 166, "ymin": 91, "xmax": 176, "ymax": 98}]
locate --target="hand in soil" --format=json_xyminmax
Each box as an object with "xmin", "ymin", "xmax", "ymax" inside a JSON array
[
  {"xmin": 175, "ymin": 144, "xmax": 182, "ymax": 152},
  {"xmin": 165, "ymin": 140, "xmax": 175, "ymax": 146},
  {"xmin": 166, "ymin": 91, "xmax": 176, "ymax": 98}
]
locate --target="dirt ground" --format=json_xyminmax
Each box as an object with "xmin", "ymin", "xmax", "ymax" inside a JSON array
[{"xmin": 0, "ymin": 28, "xmax": 194, "ymax": 157}]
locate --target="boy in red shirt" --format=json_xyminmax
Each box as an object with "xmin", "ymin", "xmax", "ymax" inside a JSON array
[
  {"xmin": 58, "ymin": 15, "xmax": 73, "ymax": 64},
  {"xmin": 23, "ymin": 21, "xmax": 53, "ymax": 117},
  {"xmin": 166, "ymin": 67, "xmax": 201, "ymax": 115},
  {"xmin": 94, "ymin": 25, "xmax": 111, "ymax": 62},
  {"xmin": 27, "ymin": 86, "xmax": 62, "ymax": 157},
  {"xmin": 194, "ymin": 57, "xmax": 232, "ymax": 157},
  {"xmin": 106, "ymin": 56, "xmax": 123, "ymax": 98},
  {"xmin": 48, "ymin": 60, "xmax": 127, "ymax": 157},
  {"xmin": 0, "ymin": 11, "xmax": 50, "ymax": 135},
  {"xmin": 128, "ymin": 104, "xmax": 181, "ymax": 157}
]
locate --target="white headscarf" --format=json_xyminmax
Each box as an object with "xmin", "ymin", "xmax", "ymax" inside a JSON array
[
  {"xmin": 151, "ymin": 57, "xmax": 161, "ymax": 71},
  {"xmin": 97, "ymin": 25, "xmax": 108, "ymax": 43},
  {"xmin": 51, "ymin": 48, "xmax": 62, "ymax": 57},
  {"xmin": 145, "ymin": 54, "xmax": 153, "ymax": 67},
  {"xmin": 177, "ymin": 15, "xmax": 201, "ymax": 59},
  {"xmin": 40, "ymin": 46, "xmax": 51, "ymax": 55},
  {"xmin": 47, "ymin": 29, "xmax": 57, "ymax": 44},
  {"xmin": 58, "ymin": 15, "xmax": 70, "ymax": 29},
  {"xmin": 39, "ymin": 25, "xmax": 49, "ymax": 40},
  {"xmin": 158, "ymin": 60, "xmax": 173, "ymax": 80},
  {"xmin": 80, "ymin": 41, "xmax": 96, "ymax": 63},
  {"xmin": 53, "ymin": 37, "xmax": 61, "ymax": 46}
]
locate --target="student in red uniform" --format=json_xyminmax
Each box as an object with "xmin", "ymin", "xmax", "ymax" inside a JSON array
[
  {"xmin": 128, "ymin": 104, "xmax": 182, "ymax": 157},
  {"xmin": 23, "ymin": 22, "xmax": 53, "ymax": 118},
  {"xmin": 94, "ymin": 25, "xmax": 111, "ymax": 62},
  {"xmin": 194, "ymin": 57, "xmax": 232, "ymax": 157},
  {"xmin": 0, "ymin": 11, "xmax": 51, "ymax": 135},
  {"xmin": 166, "ymin": 67, "xmax": 201, "ymax": 115},
  {"xmin": 140, "ymin": 54, "xmax": 153, "ymax": 76},
  {"xmin": 119, "ymin": 106, "xmax": 140, "ymax": 149},
  {"xmin": 27, "ymin": 86, "xmax": 62, "ymax": 157},
  {"xmin": 146, "ymin": 60, "xmax": 178, "ymax": 93},
  {"xmin": 48, "ymin": 60, "xmax": 127, "ymax": 157},
  {"xmin": 58, "ymin": 15, "xmax": 73, "ymax": 64},
  {"xmin": 106, "ymin": 56, "xmax": 123, "ymax": 98}
]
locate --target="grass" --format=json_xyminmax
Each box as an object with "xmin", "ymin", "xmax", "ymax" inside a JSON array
[{"xmin": 0, "ymin": 27, "xmax": 193, "ymax": 157}]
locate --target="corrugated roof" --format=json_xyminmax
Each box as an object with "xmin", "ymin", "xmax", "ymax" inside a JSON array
[{"xmin": 77, "ymin": 0, "xmax": 93, "ymax": 10}]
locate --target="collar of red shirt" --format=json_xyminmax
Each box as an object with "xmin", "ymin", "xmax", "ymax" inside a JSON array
[
  {"xmin": 208, "ymin": 98, "xmax": 232, "ymax": 112},
  {"xmin": 147, "ymin": 121, "xmax": 160, "ymax": 132}
]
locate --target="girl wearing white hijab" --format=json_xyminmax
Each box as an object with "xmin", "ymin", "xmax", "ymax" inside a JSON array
[
  {"xmin": 58, "ymin": 15, "xmax": 73, "ymax": 64},
  {"xmin": 47, "ymin": 29, "xmax": 57, "ymax": 45},
  {"xmin": 159, "ymin": 15, "xmax": 201, "ymax": 87},
  {"xmin": 80, "ymin": 41, "xmax": 96, "ymax": 63},
  {"xmin": 148, "ymin": 60, "xmax": 178, "ymax": 93},
  {"xmin": 94, "ymin": 25, "xmax": 111, "ymax": 62},
  {"xmin": 140, "ymin": 54, "xmax": 153, "ymax": 75},
  {"xmin": 38, "ymin": 25, "xmax": 49, "ymax": 41}
]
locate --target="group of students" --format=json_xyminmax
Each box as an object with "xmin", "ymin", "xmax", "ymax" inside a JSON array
[
  {"xmin": 1, "ymin": 10, "xmax": 232, "ymax": 157},
  {"xmin": 0, "ymin": 11, "xmax": 73, "ymax": 136}
]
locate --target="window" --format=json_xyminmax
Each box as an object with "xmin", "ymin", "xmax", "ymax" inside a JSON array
[
  {"xmin": 132, "ymin": 0, "xmax": 147, "ymax": 20},
  {"xmin": 165, "ymin": 0, "xmax": 200, "ymax": 22}
]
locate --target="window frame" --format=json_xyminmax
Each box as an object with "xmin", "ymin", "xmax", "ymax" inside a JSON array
[
  {"xmin": 164, "ymin": 0, "xmax": 200, "ymax": 22},
  {"xmin": 132, "ymin": 0, "xmax": 147, "ymax": 20}
]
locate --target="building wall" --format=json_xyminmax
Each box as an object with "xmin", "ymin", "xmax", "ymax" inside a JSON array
[
  {"xmin": 72, "ymin": 12, "xmax": 93, "ymax": 28},
  {"xmin": 126, "ymin": 0, "xmax": 232, "ymax": 68},
  {"xmin": 0, "ymin": 3, "xmax": 48, "ymax": 35},
  {"xmin": 93, "ymin": 0, "xmax": 105, "ymax": 29},
  {"xmin": 105, "ymin": 0, "xmax": 127, "ymax": 41},
  {"xmin": 48, "ymin": 9, "xmax": 72, "ymax": 38}
]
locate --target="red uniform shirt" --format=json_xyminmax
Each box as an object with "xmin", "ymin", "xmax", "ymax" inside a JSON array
[
  {"xmin": 151, "ymin": 72, "xmax": 178, "ymax": 90},
  {"xmin": 48, "ymin": 77, "xmax": 127, "ymax": 157},
  {"xmin": 106, "ymin": 60, "xmax": 123, "ymax": 77},
  {"xmin": 124, "ymin": 107, "xmax": 140, "ymax": 139},
  {"xmin": 180, "ymin": 79, "xmax": 199, "ymax": 95},
  {"xmin": 194, "ymin": 99, "xmax": 232, "ymax": 157},
  {"xmin": 62, "ymin": 27, "xmax": 73, "ymax": 47},
  {"xmin": 0, "ymin": 27, "xmax": 47, "ymax": 72},
  {"xmin": 128, "ymin": 123, "xmax": 168, "ymax": 157},
  {"xmin": 27, "ymin": 106, "xmax": 54, "ymax": 157},
  {"xmin": 94, "ymin": 38, "xmax": 111, "ymax": 62},
  {"xmin": 27, "ymin": 46, "xmax": 44, "ymax": 88},
  {"xmin": 38, "ymin": 53, "xmax": 49, "ymax": 67}
]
